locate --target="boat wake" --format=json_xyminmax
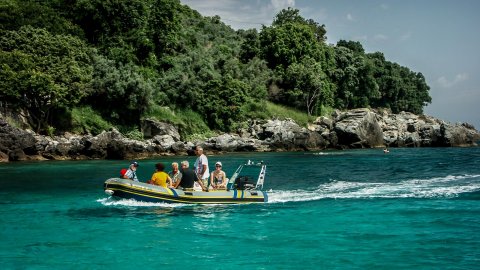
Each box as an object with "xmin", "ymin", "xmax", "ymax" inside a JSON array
[
  {"xmin": 311, "ymin": 151, "xmax": 346, "ymax": 156},
  {"xmin": 96, "ymin": 174, "xmax": 480, "ymax": 206},
  {"xmin": 267, "ymin": 174, "xmax": 480, "ymax": 203},
  {"xmin": 97, "ymin": 198, "xmax": 243, "ymax": 208},
  {"xmin": 97, "ymin": 197, "xmax": 188, "ymax": 208}
]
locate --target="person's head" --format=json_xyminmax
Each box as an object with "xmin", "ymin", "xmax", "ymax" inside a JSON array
[
  {"xmin": 195, "ymin": 146, "xmax": 203, "ymax": 156},
  {"xmin": 172, "ymin": 162, "xmax": 179, "ymax": 171},
  {"xmin": 181, "ymin": 160, "xmax": 189, "ymax": 169},
  {"xmin": 215, "ymin": 161, "xmax": 222, "ymax": 170},
  {"xmin": 155, "ymin": 163, "xmax": 165, "ymax": 172},
  {"xmin": 130, "ymin": 161, "xmax": 139, "ymax": 170}
]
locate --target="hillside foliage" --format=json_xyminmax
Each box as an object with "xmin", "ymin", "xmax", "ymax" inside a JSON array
[{"xmin": 0, "ymin": 1, "xmax": 431, "ymax": 136}]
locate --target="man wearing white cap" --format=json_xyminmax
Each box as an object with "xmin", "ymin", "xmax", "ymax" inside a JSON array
[{"xmin": 123, "ymin": 161, "xmax": 139, "ymax": 182}]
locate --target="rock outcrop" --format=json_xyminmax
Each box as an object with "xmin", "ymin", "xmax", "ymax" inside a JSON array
[
  {"xmin": 141, "ymin": 118, "xmax": 180, "ymax": 141},
  {"xmin": 332, "ymin": 109, "xmax": 384, "ymax": 148},
  {"xmin": 0, "ymin": 108, "xmax": 479, "ymax": 162},
  {"xmin": 0, "ymin": 118, "xmax": 37, "ymax": 162}
]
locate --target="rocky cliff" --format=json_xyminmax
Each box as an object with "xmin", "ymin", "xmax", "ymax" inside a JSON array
[{"xmin": 1, "ymin": 108, "xmax": 479, "ymax": 162}]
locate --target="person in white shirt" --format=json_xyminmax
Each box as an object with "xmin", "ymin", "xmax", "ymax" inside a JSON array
[{"xmin": 194, "ymin": 146, "xmax": 209, "ymax": 189}]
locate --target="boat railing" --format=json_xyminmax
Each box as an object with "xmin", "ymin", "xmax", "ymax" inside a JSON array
[
  {"xmin": 227, "ymin": 160, "xmax": 266, "ymax": 191},
  {"xmin": 255, "ymin": 164, "xmax": 266, "ymax": 190}
]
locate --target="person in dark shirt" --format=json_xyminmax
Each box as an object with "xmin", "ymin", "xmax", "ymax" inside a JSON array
[{"xmin": 174, "ymin": 160, "xmax": 207, "ymax": 191}]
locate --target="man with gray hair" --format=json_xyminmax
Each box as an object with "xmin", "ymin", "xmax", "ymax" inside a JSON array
[
  {"xmin": 168, "ymin": 162, "xmax": 182, "ymax": 186},
  {"xmin": 174, "ymin": 160, "xmax": 206, "ymax": 190},
  {"xmin": 194, "ymin": 145, "xmax": 210, "ymax": 189}
]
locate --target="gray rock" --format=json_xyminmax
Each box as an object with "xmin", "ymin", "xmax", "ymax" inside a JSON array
[
  {"xmin": 333, "ymin": 109, "xmax": 384, "ymax": 148},
  {"xmin": 151, "ymin": 135, "xmax": 176, "ymax": 150},
  {"xmin": 141, "ymin": 118, "xmax": 180, "ymax": 141},
  {"xmin": 171, "ymin": 141, "xmax": 190, "ymax": 154},
  {"xmin": 9, "ymin": 148, "xmax": 28, "ymax": 161},
  {"xmin": 377, "ymin": 109, "xmax": 479, "ymax": 147},
  {"xmin": 253, "ymin": 119, "xmax": 314, "ymax": 150},
  {"xmin": 438, "ymin": 122, "xmax": 480, "ymax": 146},
  {"xmin": 209, "ymin": 134, "xmax": 242, "ymax": 151},
  {"xmin": 1, "ymin": 107, "xmax": 479, "ymax": 162},
  {"xmin": 207, "ymin": 133, "xmax": 267, "ymax": 152},
  {"xmin": 0, "ymin": 151, "xmax": 8, "ymax": 162},
  {"xmin": 0, "ymin": 118, "xmax": 37, "ymax": 161},
  {"xmin": 313, "ymin": 116, "xmax": 333, "ymax": 129}
]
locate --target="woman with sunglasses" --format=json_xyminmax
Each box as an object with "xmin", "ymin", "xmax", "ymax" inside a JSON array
[{"xmin": 210, "ymin": 161, "xmax": 227, "ymax": 190}]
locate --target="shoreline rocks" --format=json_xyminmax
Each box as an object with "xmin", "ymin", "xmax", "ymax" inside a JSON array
[{"xmin": 1, "ymin": 109, "xmax": 479, "ymax": 162}]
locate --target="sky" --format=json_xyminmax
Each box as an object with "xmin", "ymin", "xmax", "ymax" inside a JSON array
[{"xmin": 180, "ymin": 0, "xmax": 480, "ymax": 129}]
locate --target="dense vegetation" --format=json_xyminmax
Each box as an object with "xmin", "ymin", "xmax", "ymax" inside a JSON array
[{"xmin": 0, "ymin": 0, "xmax": 431, "ymax": 137}]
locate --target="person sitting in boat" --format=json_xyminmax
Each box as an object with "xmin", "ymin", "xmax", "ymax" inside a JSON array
[
  {"xmin": 168, "ymin": 162, "xmax": 182, "ymax": 187},
  {"xmin": 148, "ymin": 163, "xmax": 174, "ymax": 188},
  {"xmin": 210, "ymin": 161, "xmax": 227, "ymax": 190},
  {"xmin": 123, "ymin": 161, "xmax": 139, "ymax": 182},
  {"xmin": 174, "ymin": 160, "xmax": 207, "ymax": 191}
]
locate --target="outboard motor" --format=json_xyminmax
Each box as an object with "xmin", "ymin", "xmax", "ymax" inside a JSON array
[
  {"xmin": 235, "ymin": 176, "xmax": 247, "ymax": 190},
  {"xmin": 235, "ymin": 176, "xmax": 255, "ymax": 190}
]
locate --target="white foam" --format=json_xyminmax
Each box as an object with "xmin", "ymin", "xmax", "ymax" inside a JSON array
[
  {"xmin": 96, "ymin": 197, "xmax": 187, "ymax": 207},
  {"xmin": 311, "ymin": 152, "xmax": 345, "ymax": 156},
  {"xmin": 97, "ymin": 198, "xmax": 234, "ymax": 208},
  {"xmin": 267, "ymin": 174, "xmax": 480, "ymax": 203}
]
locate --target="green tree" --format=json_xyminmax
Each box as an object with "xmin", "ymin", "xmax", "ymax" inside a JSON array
[
  {"xmin": 71, "ymin": 0, "xmax": 179, "ymax": 66},
  {"xmin": 87, "ymin": 55, "xmax": 155, "ymax": 125},
  {"xmin": 73, "ymin": 0, "xmax": 148, "ymax": 44},
  {"xmin": 272, "ymin": 7, "xmax": 326, "ymax": 42},
  {"xmin": 148, "ymin": 0, "xmax": 182, "ymax": 62},
  {"xmin": 0, "ymin": 26, "xmax": 93, "ymax": 133},
  {"xmin": 284, "ymin": 57, "xmax": 333, "ymax": 115},
  {"xmin": 240, "ymin": 57, "xmax": 270, "ymax": 100},
  {"xmin": 331, "ymin": 45, "xmax": 379, "ymax": 109},
  {"xmin": 0, "ymin": 0, "xmax": 84, "ymax": 37},
  {"xmin": 260, "ymin": 22, "xmax": 320, "ymax": 69},
  {"xmin": 336, "ymin": 40, "xmax": 365, "ymax": 54},
  {"xmin": 197, "ymin": 76, "xmax": 249, "ymax": 131},
  {"xmin": 366, "ymin": 52, "xmax": 431, "ymax": 113},
  {"xmin": 332, "ymin": 46, "xmax": 359, "ymax": 108},
  {"xmin": 355, "ymin": 57, "xmax": 380, "ymax": 107},
  {"xmin": 238, "ymin": 29, "xmax": 260, "ymax": 63}
]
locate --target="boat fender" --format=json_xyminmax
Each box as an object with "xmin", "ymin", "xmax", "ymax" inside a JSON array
[{"xmin": 105, "ymin": 189, "xmax": 114, "ymax": 196}]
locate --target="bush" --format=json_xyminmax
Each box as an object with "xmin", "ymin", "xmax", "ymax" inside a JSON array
[
  {"xmin": 176, "ymin": 109, "xmax": 216, "ymax": 141},
  {"xmin": 144, "ymin": 105, "xmax": 183, "ymax": 125},
  {"xmin": 264, "ymin": 101, "xmax": 314, "ymax": 127},
  {"xmin": 318, "ymin": 105, "xmax": 335, "ymax": 117},
  {"xmin": 242, "ymin": 99, "xmax": 269, "ymax": 120},
  {"xmin": 144, "ymin": 105, "xmax": 215, "ymax": 141},
  {"xmin": 242, "ymin": 100, "xmax": 315, "ymax": 127},
  {"xmin": 71, "ymin": 106, "xmax": 112, "ymax": 135},
  {"xmin": 123, "ymin": 128, "xmax": 144, "ymax": 140}
]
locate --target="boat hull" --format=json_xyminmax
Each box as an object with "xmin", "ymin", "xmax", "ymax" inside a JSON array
[{"xmin": 104, "ymin": 178, "xmax": 267, "ymax": 204}]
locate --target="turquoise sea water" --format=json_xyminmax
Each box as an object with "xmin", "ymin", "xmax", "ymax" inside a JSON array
[{"xmin": 1, "ymin": 147, "xmax": 479, "ymax": 269}]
